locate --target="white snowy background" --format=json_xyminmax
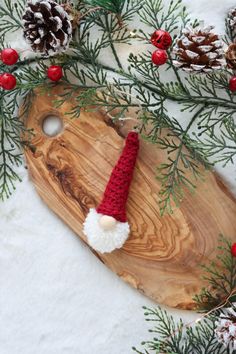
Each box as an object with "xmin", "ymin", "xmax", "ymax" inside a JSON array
[{"xmin": 0, "ymin": 0, "xmax": 236, "ymax": 353}]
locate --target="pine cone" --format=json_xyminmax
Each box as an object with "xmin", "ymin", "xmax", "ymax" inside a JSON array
[
  {"xmin": 215, "ymin": 305, "xmax": 236, "ymax": 351},
  {"xmin": 61, "ymin": 3, "xmax": 81, "ymax": 31},
  {"xmin": 225, "ymin": 43, "xmax": 236, "ymax": 69},
  {"xmin": 173, "ymin": 26, "xmax": 225, "ymax": 73},
  {"xmin": 227, "ymin": 8, "xmax": 236, "ymax": 42},
  {"xmin": 22, "ymin": 0, "xmax": 72, "ymax": 56}
]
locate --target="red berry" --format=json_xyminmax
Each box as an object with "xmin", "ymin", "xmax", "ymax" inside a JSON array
[
  {"xmin": 151, "ymin": 30, "xmax": 172, "ymax": 50},
  {"xmin": 152, "ymin": 49, "xmax": 168, "ymax": 66},
  {"xmin": 47, "ymin": 65, "xmax": 63, "ymax": 82},
  {"xmin": 231, "ymin": 243, "xmax": 236, "ymax": 257},
  {"xmin": 0, "ymin": 73, "xmax": 17, "ymax": 90},
  {"xmin": 0, "ymin": 48, "xmax": 19, "ymax": 66},
  {"xmin": 229, "ymin": 76, "xmax": 236, "ymax": 92}
]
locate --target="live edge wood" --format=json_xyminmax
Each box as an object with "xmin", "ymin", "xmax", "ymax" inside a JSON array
[{"xmin": 22, "ymin": 85, "xmax": 236, "ymax": 309}]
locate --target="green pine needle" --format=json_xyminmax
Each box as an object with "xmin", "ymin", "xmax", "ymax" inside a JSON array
[
  {"xmin": 84, "ymin": 0, "xmax": 126, "ymax": 14},
  {"xmin": 0, "ymin": 0, "xmax": 236, "ymax": 213},
  {"xmin": 193, "ymin": 235, "xmax": 236, "ymax": 312},
  {"xmin": 133, "ymin": 236, "xmax": 236, "ymax": 354}
]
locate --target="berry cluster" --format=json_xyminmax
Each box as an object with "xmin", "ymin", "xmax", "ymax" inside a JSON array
[
  {"xmin": 0, "ymin": 48, "xmax": 64, "ymax": 91},
  {"xmin": 0, "ymin": 48, "xmax": 18, "ymax": 90},
  {"xmin": 150, "ymin": 29, "xmax": 172, "ymax": 66}
]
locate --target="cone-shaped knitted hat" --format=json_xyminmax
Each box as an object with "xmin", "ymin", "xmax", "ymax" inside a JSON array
[{"xmin": 96, "ymin": 131, "xmax": 139, "ymax": 222}]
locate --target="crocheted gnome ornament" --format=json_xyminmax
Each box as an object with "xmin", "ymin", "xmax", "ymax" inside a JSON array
[{"xmin": 83, "ymin": 132, "xmax": 139, "ymax": 253}]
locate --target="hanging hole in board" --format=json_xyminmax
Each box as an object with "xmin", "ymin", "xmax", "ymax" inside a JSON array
[{"xmin": 42, "ymin": 115, "xmax": 64, "ymax": 137}]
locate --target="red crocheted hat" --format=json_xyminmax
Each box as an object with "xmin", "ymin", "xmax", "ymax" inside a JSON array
[{"xmin": 96, "ymin": 132, "xmax": 139, "ymax": 222}]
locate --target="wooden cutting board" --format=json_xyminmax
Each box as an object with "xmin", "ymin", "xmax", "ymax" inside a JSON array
[{"xmin": 22, "ymin": 85, "xmax": 236, "ymax": 309}]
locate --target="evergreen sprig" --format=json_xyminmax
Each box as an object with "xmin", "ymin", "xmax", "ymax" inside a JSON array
[
  {"xmin": 194, "ymin": 235, "xmax": 236, "ymax": 312},
  {"xmin": 132, "ymin": 307, "xmax": 225, "ymax": 354},
  {"xmin": 0, "ymin": 0, "xmax": 24, "ymax": 42},
  {"xmin": 133, "ymin": 236, "xmax": 236, "ymax": 354},
  {"xmin": 0, "ymin": 0, "xmax": 236, "ymax": 213},
  {"xmin": 85, "ymin": 0, "xmax": 126, "ymax": 14}
]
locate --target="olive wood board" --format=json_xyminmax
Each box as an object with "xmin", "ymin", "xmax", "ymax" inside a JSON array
[{"xmin": 21, "ymin": 85, "xmax": 236, "ymax": 309}]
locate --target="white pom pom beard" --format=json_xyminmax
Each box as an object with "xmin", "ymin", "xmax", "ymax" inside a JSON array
[{"xmin": 83, "ymin": 209, "xmax": 130, "ymax": 253}]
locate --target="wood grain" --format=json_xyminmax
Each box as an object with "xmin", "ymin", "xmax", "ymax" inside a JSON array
[{"xmin": 21, "ymin": 85, "xmax": 236, "ymax": 309}]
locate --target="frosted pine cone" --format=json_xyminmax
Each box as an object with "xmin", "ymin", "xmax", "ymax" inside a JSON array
[
  {"xmin": 225, "ymin": 43, "xmax": 236, "ymax": 69},
  {"xmin": 227, "ymin": 8, "xmax": 236, "ymax": 42},
  {"xmin": 61, "ymin": 2, "xmax": 81, "ymax": 31},
  {"xmin": 173, "ymin": 26, "xmax": 225, "ymax": 73},
  {"xmin": 215, "ymin": 305, "xmax": 236, "ymax": 352},
  {"xmin": 22, "ymin": 0, "xmax": 72, "ymax": 56}
]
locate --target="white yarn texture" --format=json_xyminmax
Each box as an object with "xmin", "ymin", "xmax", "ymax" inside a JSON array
[{"xmin": 83, "ymin": 209, "xmax": 130, "ymax": 253}]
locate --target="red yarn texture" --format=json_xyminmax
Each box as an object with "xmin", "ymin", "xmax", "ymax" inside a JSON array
[{"xmin": 97, "ymin": 132, "xmax": 139, "ymax": 222}]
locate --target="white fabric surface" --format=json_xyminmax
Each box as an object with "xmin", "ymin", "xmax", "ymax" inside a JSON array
[{"xmin": 0, "ymin": 1, "xmax": 235, "ymax": 353}]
